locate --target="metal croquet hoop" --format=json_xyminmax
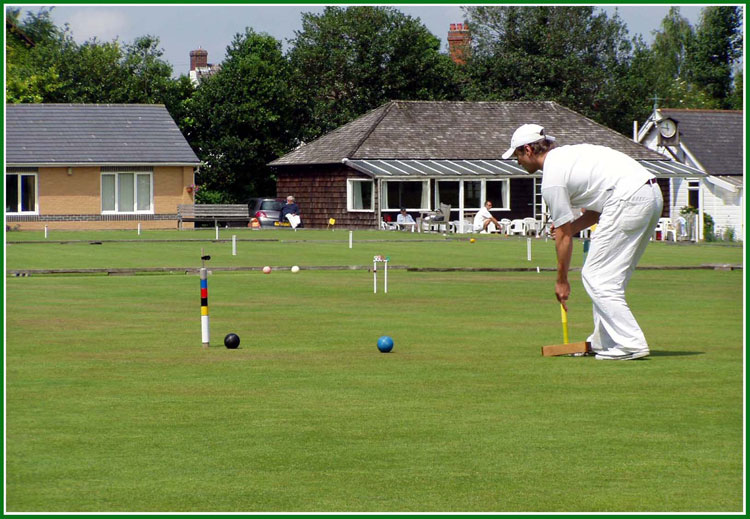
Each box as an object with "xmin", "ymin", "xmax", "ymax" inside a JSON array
[{"xmin": 373, "ymin": 255, "xmax": 389, "ymax": 294}]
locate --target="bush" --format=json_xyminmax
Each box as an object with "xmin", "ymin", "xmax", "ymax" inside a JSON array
[
  {"xmin": 703, "ymin": 212, "xmax": 716, "ymax": 242},
  {"xmin": 195, "ymin": 189, "xmax": 232, "ymax": 204},
  {"xmin": 680, "ymin": 205, "xmax": 698, "ymax": 217},
  {"xmin": 723, "ymin": 226, "xmax": 736, "ymax": 242}
]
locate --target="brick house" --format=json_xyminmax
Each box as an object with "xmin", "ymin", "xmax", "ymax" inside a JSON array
[
  {"xmin": 5, "ymin": 104, "xmax": 200, "ymax": 230},
  {"xmin": 269, "ymin": 100, "xmax": 706, "ymax": 230}
]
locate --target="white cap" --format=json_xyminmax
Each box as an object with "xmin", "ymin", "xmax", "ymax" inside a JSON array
[{"xmin": 501, "ymin": 124, "xmax": 555, "ymax": 159}]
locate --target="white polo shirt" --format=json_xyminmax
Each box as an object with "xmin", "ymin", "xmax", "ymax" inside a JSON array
[{"xmin": 541, "ymin": 144, "xmax": 653, "ymax": 227}]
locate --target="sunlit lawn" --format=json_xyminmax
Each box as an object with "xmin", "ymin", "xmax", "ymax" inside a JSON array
[{"xmin": 4, "ymin": 230, "xmax": 744, "ymax": 512}]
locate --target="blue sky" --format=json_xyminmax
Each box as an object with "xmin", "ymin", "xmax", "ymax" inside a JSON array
[{"xmin": 13, "ymin": 4, "xmax": 708, "ymax": 77}]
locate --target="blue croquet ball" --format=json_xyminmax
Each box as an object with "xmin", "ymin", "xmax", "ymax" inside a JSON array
[
  {"xmin": 224, "ymin": 333, "xmax": 240, "ymax": 349},
  {"xmin": 377, "ymin": 335, "xmax": 394, "ymax": 353}
]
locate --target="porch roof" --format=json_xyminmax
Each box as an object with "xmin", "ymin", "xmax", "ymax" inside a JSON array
[
  {"xmin": 344, "ymin": 159, "xmax": 707, "ymax": 179},
  {"xmin": 707, "ymin": 175, "xmax": 744, "ymax": 192}
]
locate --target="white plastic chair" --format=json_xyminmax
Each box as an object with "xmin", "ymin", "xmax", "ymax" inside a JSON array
[
  {"xmin": 452, "ymin": 217, "xmax": 474, "ymax": 234},
  {"xmin": 664, "ymin": 219, "xmax": 677, "ymax": 241},
  {"xmin": 499, "ymin": 218, "xmax": 512, "ymax": 235},
  {"xmin": 381, "ymin": 219, "xmax": 398, "ymax": 230},
  {"xmin": 523, "ymin": 217, "xmax": 538, "ymax": 236},
  {"xmin": 508, "ymin": 219, "xmax": 526, "ymax": 236},
  {"xmin": 654, "ymin": 218, "xmax": 671, "ymax": 241}
]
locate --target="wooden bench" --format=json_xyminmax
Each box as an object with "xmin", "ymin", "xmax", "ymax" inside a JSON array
[{"xmin": 177, "ymin": 204, "xmax": 251, "ymax": 229}]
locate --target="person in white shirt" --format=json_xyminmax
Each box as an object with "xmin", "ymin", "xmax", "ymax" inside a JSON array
[
  {"xmin": 473, "ymin": 201, "xmax": 503, "ymax": 233},
  {"xmin": 396, "ymin": 208, "xmax": 416, "ymax": 231},
  {"xmin": 502, "ymin": 124, "xmax": 663, "ymax": 360}
]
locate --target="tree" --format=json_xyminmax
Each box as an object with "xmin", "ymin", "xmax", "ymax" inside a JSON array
[
  {"xmin": 687, "ymin": 6, "xmax": 743, "ymax": 108},
  {"xmin": 50, "ymin": 39, "xmax": 130, "ymax": 103},
  {"xmin": 646, "ymin": 6, "xmax": 743, "ymax": 110},
  {"xmin": 288, "ymin": 6, "xmax": 461, "ymax": 141},
  {"xmin": 6, "ymin": 8, "xmax": 179, "ymax": 106},
  {"xmin": 648, "ymin": 7, "xmax": 719, "ymax": 109},
  {"xmin": 651, "ymin": 7, "xmax": 694, "ymax": 83},
  {"xmin": 5, "ymin": 7, "xmax": 65, "ymax": 102},
  {"xmin": 186, "ymin": 29, "xmax": 297, "ymax": 202},
  {"xmin": 120, "ymin": 36, "xmax": 176, "ymax": 103},
  {"xmin": 601, "ymin": 36, "xmax": 663, "ymax": 133},
  {"xmin": 462, "ymin": 6, "xmax": 635, "ymax": 133},
  {"xmin": 647, "ymin": 7, "xmax": 718, "ymax": 109},
  {"xmin": 46, "ymin": 35, "xmax": 177, "ymax": 104},
  {"xmin": 161, "ymin": 74, "xmax": 195, "ymax": 133},
  {"xmin": 726, "ymin": 69, "xmax": 743, "ymax": 110}
]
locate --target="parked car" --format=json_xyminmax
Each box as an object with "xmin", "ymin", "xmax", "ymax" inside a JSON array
[{"xmin": 247, "ymin": 197, "xmax": 285, "ymax": 228}]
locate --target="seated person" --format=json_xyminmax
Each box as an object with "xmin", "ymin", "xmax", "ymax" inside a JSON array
[
  {"xmin": 396, "ymin": 208, "xmax": 415, "ymax": 230},
  {"xmin": 473, "ymin": 200, "xmax": 502, "ymax": 233},
  {"xmin": 280, "ymin": 195, "xmax": 301, "ymax": 228}
]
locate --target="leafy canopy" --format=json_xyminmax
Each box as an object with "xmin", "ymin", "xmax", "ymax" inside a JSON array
[
  {"xmin": 187, "ymin": 29, "xmax": 297, "ymax": 202},
  {"xmin": 288, "ymin": 6, "xmax": 461, "ymax": 141}
]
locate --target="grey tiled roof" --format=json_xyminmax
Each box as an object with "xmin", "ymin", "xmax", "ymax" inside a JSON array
[
  {"xmin": 660, "ymin": 109, "xmax": 743, "ymax": 176},
  {"xmin": 6, "ymin": 104, "xmax": 200, "ymax": 165},
  {"xmin": 270, "ymin": 100, "xmax": 665, "ymax": 165},
  {"xmin": 270, "ymin": 103, "xmax": 393, "ymax": 166}
]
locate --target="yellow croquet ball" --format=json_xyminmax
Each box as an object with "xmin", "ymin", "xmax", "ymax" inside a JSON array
[{"xmin": 470, "ymin": 238, "xmax": 476, "ymax": 243}]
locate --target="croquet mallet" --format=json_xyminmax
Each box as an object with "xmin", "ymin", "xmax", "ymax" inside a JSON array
[{"xmin": 541, "ymin": 304, "xmax": 591, "ymax": 356}]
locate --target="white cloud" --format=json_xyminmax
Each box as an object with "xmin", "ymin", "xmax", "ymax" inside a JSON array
[{"xmin": 65, "ymin": 8, "xmax": 131, "ymax": 43}]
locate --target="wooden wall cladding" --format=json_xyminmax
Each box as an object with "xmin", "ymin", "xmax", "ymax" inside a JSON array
[{"xmin": 276, "ymin": 165, "xmax": 377, "ymax": 229}]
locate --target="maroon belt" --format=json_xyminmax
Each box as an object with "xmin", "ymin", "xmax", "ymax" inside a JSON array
[{"xmin": 645, "ymin": 178, "xmax": 657, "ymax": 185}]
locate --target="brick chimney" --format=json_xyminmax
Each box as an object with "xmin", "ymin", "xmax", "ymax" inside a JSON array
[
  {"xmin": 447, "ymin": 23, "xmax": 471, "ymax": 65},
  {"xmin": 190, "ymin": 48, "xmax": 209, "ymax": 71}
]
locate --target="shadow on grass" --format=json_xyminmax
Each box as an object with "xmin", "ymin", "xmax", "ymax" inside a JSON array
[{"xmin": 650, "ymin": 350, "xmax": 704, "ymax": 357}]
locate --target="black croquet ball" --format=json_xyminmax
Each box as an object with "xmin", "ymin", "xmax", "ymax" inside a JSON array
[{"xmin": 224, "ymin": 333, "xmax": 240, "ymax": 349}]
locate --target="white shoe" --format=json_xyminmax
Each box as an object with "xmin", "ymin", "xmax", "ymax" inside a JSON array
[{"xmin": 595, "ymin": 350, "xmax": 649, "ymax": 361}]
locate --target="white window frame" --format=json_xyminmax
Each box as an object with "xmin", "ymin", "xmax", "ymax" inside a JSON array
[
  {"xmin": 687, "ymin": 179, "xmax": 701, "ymax": 209},
  {"xmin": 484, "ymin": 179, "xmax": 511, "ymax": 211},
  {"xmin": 461, "ymin": 179, "xmax": 484, "ymax": 210},
  {"xmin": 434, "ymin": 179, "xmax": 510, "ymax": 211},
  {"xmin": 5, "ymin": 171, "xmax": 38, "ymax": 214},
  {"xmin": 101, "ymin": 170, "xmax": 154, "ymax": 214},
  {"xmin": 381, "ymin": 179, "xmax": 430, "ymax": 211},
  {"xmin": 347, "ymin": 178, "xmax": 375, "ymax": 212}
]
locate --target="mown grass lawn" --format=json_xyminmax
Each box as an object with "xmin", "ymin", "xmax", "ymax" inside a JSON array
[
  {"xmin": 4, "ymin": 231, "xmax": 744, "ymax": 512},
  {"xmin": 5, "ymin": 228, "xmax": 743, "ymax": 271}
]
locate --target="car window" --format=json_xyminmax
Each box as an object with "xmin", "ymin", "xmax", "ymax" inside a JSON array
[{"xmin": 261, "ymin": 200, "xmax": 283, "ymax": 211}]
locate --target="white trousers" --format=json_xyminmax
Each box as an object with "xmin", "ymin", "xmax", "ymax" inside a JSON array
[
  {"xmin": 581, "ymin": 182, "xmax": 663, "ymax": 354},
  {"xmin": 475, "ymin": 221, "xmax": 497, "ymax": 233}
]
